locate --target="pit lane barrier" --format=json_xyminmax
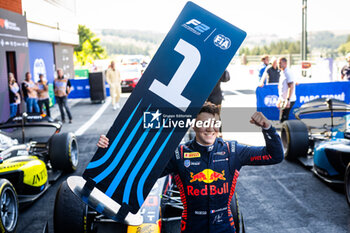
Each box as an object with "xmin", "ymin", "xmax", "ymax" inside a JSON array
[{"xmin": 256, "ymin": 81, "xmax": 350, "ymax": 121}]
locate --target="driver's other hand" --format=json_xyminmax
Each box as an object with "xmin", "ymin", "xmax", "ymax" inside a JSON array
[
  {"xmin": 249, "ymin": 112, "xmax": 271, "ymax": 129},
  {"xmin": 97, "ymin": 134, "xmax": 109, "ymax": 148}
]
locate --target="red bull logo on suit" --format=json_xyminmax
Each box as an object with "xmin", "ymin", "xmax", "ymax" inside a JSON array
[
  {"xmin": 188, "ymin": 169, "xmax": 228, "ymax": 196},
  {"xmin": 189, "ymin": 169, "xmax": 225, "ymax": 183},
  {"xmin": 187, "ymin": 183, "xmax": 229, "ymax": 196}
]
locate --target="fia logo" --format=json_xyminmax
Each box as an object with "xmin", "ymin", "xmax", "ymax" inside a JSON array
[
  {"xmin": 143, "ymin": 110, "xmax": 162, "ymax": 129},
  {"xmin": 183, "ymin": 19, "xmax": 210, "ymax": 35},
  {"xmin": 264, "ymin": 95, "xmax": 279, "ymax": 107},
  {"xmin": 213, "ymin": 34, "xmax": 231, "ymax": 50}
]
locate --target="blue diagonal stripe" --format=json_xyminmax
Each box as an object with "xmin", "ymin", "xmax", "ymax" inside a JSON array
[
  {"xmin": 137, "ymin": 127, "xmax": 175, "ymax": 206},
  {"xmin": 105, "ymin": 127, "xmax": 151, "ymax": 197},
  {"xmin": 87, "ymin": 100, "xmax": 142, "ymax": 170},
  {"xmin": 93, "ymin": 105, "xmax": 151, "ymax": 184},
  {"xmin": 122, "ymin": 123, "xmax": 166, "ymax": 204}
]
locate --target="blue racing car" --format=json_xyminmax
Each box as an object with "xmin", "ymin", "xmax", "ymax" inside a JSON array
[{"xmin": 281, "ymin": 98, "xmax": 350, "ymax": 206}]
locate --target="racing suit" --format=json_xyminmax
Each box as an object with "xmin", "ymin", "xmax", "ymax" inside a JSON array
[{"xmin": 161, "ymin": 126, "xmax": 283, "ymax": 233}]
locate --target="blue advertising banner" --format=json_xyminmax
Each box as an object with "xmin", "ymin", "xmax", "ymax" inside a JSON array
[
  {"xmin": 256, "ymin": 81, "xmax": 350, "ymax": 120},
  {"xmin": 69, "ymin": 78, "xmax": 111, "ymax": 99},
  {"xmin": 69, "ymin": 79, "xmax": 90, "ymax": 99},
  {"xmin": 82, "ymin": 1, "xmax": 246, "ymax": 216},
  {"xmin": 28, "ymin": 41, "xmax": 55, "ymax": 83}
]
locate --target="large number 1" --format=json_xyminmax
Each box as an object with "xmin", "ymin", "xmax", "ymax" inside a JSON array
[{"xmin": 149, "ymin": 39, "xmax": 201, "ymax": 112}]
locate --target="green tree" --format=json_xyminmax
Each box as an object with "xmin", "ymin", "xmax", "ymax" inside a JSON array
[
  {"xmin": 240, "ymin": 40, "xmax": 301, "ymax": 56},
  {"xmin": 74, "ymin": 25, "xmax": 106, "ymax": 66},
  {"xmin": 338, "ymin": 35, "xmax": 350, "ymax": 55}
]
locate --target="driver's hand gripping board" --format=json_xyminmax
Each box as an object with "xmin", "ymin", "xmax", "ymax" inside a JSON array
[{"xmin": 69, "ymin": 1, "xmax": 246, "ymax": 223}]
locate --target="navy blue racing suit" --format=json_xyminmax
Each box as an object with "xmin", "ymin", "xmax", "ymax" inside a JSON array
[{"xmin": 161, "ymin": 126, "xmax": 283, "ymax": 233}]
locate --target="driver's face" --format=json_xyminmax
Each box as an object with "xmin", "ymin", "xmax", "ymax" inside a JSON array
[{"xmin": 193, "ymin": 112, "xmax": 220, "ymax": 146}]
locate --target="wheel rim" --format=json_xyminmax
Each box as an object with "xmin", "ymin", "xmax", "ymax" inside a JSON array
[
  {"xmin": 1, "ymin": 186, "xmax": 17, "ymax": 231},
  {"xmin": 70, "ymin": 139, "xmax": 78, "ymax": 167}
]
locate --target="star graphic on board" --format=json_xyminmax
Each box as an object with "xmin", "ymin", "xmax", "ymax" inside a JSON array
[{"xmin": 151, "ymin": 110, "xmax": 161, "ymax": 122}]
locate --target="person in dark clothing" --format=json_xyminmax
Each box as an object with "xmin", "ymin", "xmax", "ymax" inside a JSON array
[
  {"xmin": 8, "ymin": 73, "xmax": 21, "ymax": 118},
  {"xmin": 207, "ymin": 70, "xmax": 230, "ymax": 112},
  {"xmin": 54, "ymin": 68, "xmax": 72, "ymax": 123},
  {"xmin": 97, "ymin": 104, "xmax": 283, "ymax": 233},
  {"xmin": 259, "ymin": 57, "xmax": 280, "ymax": 87}
]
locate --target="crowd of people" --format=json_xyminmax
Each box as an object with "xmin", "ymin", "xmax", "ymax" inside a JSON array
[
  {"xmin": 7, "ymin": 68, "xmax": 72, "ymax": 123},
  {"xmin": 257, "ymin": 53, "xmax": 350, "ymax": 123},
  {"xmin": 8, "ymin": 54, "xmax": 349, "ymax": 125}
]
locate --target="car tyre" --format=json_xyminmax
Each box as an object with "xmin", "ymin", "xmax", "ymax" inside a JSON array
[
  {"xmin": 0, "ymin": 179, "xmax": 18, "ymax": 233},
  {"xmin": 345, "ymin": 163, "xmax": 350, "ymax": 207},
  {"xmin": 231, "ymin": 192, "xmax": 244, "ymax": 233},
  {"xmin": 49, "ymin": 132, "xmax": 79, "ymax": 172},
  {"xmin": 54, "ymin": 180, "xmax": 90, "ymax": 233},
  {"xmin": 281, "ymin": 120, "xmax": 309, "ymax": 161}
]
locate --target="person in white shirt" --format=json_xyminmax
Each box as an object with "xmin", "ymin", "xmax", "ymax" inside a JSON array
[
  {"xmin": 277, "ymin": 57, "xmax": 296, "ymax": 123},
  {"xmin": 106, "ymin": 61, "xmax": 121, "ymax": 110}
]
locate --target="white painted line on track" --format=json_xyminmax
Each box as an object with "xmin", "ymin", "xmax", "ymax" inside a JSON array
[{"xmin": 75, "ymin": 97, "xmax": 111, "ymax": 136}]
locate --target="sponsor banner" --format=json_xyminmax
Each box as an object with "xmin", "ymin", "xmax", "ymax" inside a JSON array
[
  {"xmin": 48, "ymin": 83, "xmax": 55, "ymax": 106},
  {"xmin": 0, "ymin": 8, "xmax": 28, "ymax": 37},
  {"xmin": 69, "ymin": 78, "xmax": 90, "ymax": 99},
  {"xmin": 69, "ymin": 78, "xmax": 111, "ymax": 99},
  {"xmin": 28, "ymin": 41, "xmax": 55, "ymax": 83},
  {"xmin": 83, "ymin": 1, "xmax": 246, "ymax": 214},
  {"xmin": 54, "ymin": 44, "xmax": 75, "ymax": 80},
  {"xmin": 256, "ymin": 82, "xmax": 350, "ymax": 120}
]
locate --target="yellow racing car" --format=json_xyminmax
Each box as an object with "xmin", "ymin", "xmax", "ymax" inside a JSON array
[{"xmin": 0, "ymin": 113, "xmax": 79, "ymax": 233}]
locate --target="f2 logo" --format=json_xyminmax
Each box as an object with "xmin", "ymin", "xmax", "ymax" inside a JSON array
[
  {"xmin": 149, "ymin": 39, "xmax": 201, "ymax": 112},
  {"xmin": 186, "ymin": 19, "xmax": 210, "ymax": 33}
]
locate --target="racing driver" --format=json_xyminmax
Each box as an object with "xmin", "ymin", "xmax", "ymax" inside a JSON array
[{"xmin": 97, "ymin": 103, "xmax": 283, "ymax": 233}]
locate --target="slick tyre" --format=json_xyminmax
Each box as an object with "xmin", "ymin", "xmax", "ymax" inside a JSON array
[
  {"xmin": 54, "ymin": 180, "xmax": 90, "ymax": 233},
  {"xmin": 0, "ymin": 179, "xmax": 18, "ymax": 233},
  {"xmin": 231, "ymin": 192, "xmax": 244, "ymax": 233},
  {"xmin": 281, "ymin": 120, "xmax": 309, "ymax": 161},
  {"xmin": 345, "ymin": 163, "xmax": 350, "ymax": 207},
  {"xmin": 49, "ymin": 132, "xmax": 78, "ymax": 172}
]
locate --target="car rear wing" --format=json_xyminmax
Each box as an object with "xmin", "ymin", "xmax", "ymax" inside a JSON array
[
  {"xmin": 294, "ymin": 98, "xmax": 350, "ymax": 120},
  {"xmin": 0, "ymin": 113, "xmax": 62, "ymax": 143}
]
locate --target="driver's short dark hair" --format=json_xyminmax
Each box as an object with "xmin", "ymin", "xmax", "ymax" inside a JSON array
[{"xmin": 198, "ymin": 102, "xmax": 220, "ymax": 116}]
